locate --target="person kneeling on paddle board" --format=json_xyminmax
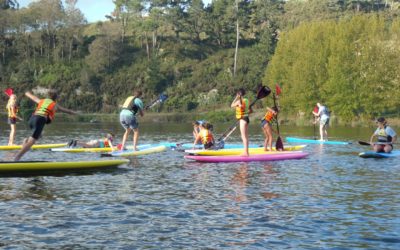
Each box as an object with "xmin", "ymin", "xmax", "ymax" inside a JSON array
[
  {"xmin": 14, "ymin": 90, "xmax": 78, "ymax": 161},
  {"xmin": 370, "ymin": 117, "xmax": 397, "ymax": 153},
  {"xmin": 312, "ymin": 102, "xmax": 330, "ymax": 141},
  {"xmin": 261, "ymin": 106, "xmax": 278, "ymax": 151},
  {"xmin": 193, "ymin": 122, "xmax": 215, "ymax": 149},
  {"xmin": 231, "ymin": 88, "xmax": 252, "ymax": 156},
  {"xmin": 119, "ymin": 90, "xmax": 144, "ymax": 151},
  {"xmin": 68, "ymin": 133, "xmax": 115, "ymax": 151}
]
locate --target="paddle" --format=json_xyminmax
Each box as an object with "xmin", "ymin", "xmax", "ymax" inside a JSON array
[
  {"xmin": 213, "ymin": 85, "xmax": 272, "ymax": 149},
  {"xmin": 273, "ymin": 85, "xmax": 284, "ymax": 151},
  {"xmin": 358, "ymin": 141, "xmax": 395, "ymax": 146},
  {"xmin": 145, "ymin": 94, "xmax": 168, "ymax": 109}
]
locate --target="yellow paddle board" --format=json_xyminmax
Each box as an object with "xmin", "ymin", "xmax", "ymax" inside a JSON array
[
  {"xmin": 101, "ymin": 145, "xmax": 167, "ymax": 157},
  {"xmin": 185, "ymin": 145, "xmax": 306, "ymax": 156},
  {"xmin": 0, "ymin": 159, "xmax": 130, "ymax": 172},
  {"xmin": 0, "ymin": 143, "xmax": 67, "ymax": 150}
]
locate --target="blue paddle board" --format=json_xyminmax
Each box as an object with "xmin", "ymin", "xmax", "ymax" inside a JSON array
[
  {"xmin": 286, "ymin": 137, "xmax": 350, "ymax": 145},
  {"xmin": 359, "ymin": 150, "xmax": 400, "ymax": 158}
]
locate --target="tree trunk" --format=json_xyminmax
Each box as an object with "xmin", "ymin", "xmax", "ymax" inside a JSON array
[
  {"xmin": 145, "ymin": 32, "xmax": 150, "ymax": 60},
  {"xmin": 233, "ymin": 0, "xmax": 239, "ymax": 77}
]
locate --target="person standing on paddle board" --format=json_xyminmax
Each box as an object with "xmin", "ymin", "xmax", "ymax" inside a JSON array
[
  {"xmin": 370, "ymin": 117, "xmax": 397, "ymax": 153},
  {"xmin": 261, "ymin": 106, "xmax": 278, "ymax": 151},
  {"xmin": 231, "ymin": 88, "xmax": 252, "ymax": 156},
  {"xmin": 119, "ymin": 90, "xmax": 144, "ymax": 151},
  {"xmin": 312, "ymin": 102, "xmax": 330, "ymax": 141},
  {"xmin": 192, "ymin": 122, "xmax": 215, "ymax": 149},
  {"xmin": 14, "ymin": 90, "xmax": 78, "ymax": 161},
  {"xmin": 5, "ymin": 88, "xmax": 23, "ymax": 146}
]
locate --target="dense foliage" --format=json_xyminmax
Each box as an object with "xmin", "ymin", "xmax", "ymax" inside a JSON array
[{"xmin": 1, "ymin": 0, "xmax": 400, "ymax": 120}]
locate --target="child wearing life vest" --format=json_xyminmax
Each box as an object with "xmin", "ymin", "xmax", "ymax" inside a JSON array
[
  {"xmin": 68, "ymin": 133, "xmax": 115, "ymax": 151},
  {"xmin": 4, "ymin": 88, "xmax": 23, "ymax": 145},
  {"xmin": 370, "ymin": 117, "xmax": 397, "ymax": 153},
  {"xmin": 193, "ymin": 122, "xmax": 215, "ymax": 149},
  {"xmin": 231, "ymin": 88, "xmax": 252, "ymax": 156},
  {"xmin": 14, "ymin": 90, "xmax": 78, "ymax": 161},
  {"xmin": 261, "ymin": 106, "xmax": 278, "ymax": 151}
]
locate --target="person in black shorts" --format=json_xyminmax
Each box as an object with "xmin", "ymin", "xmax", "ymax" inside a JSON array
[{"xmin": 14, "ymin": 90, "xmax": 78, "ymax": 161}]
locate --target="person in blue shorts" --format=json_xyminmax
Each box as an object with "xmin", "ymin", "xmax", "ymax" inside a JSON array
[
  {"xmin": 370, "ymin": 117, "xmax": 397, "ymax": 153},
  {"xmin": 119, "ymin": 90, "xmax": 144, "ymax": 151}
]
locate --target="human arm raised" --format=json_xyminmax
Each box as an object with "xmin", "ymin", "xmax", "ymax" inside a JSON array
[{"xmin": 25, "ymin": 91, "xmax": 41, "ymax": 103}]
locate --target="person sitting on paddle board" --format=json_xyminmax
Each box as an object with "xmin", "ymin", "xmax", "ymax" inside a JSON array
[
  {"xmin": 193, "ymin": 122, "xmax": 215, "ymax": 149},
  {"xmin": 119, "ymin": 90, "xmax": 144, "ymax": 151},
  {"xmin": 261, "ymin": 106, "xmax": 278, "ymax": 151},
  {"xmin": 5, "ymin": 88, "xmax": 23, "ymax": 146},
  {"xmin": 14, "ymin": 90, "xmax": 78, "ymax": 161},
  {"xmin": 312, "ymin": 102, "xmax": 330, "ymax": 141},
  {"xmin": 68, "ymin": 133, "xmax": 115, "ymax": 151},
  {"xmin": 370, "ymin": 117, "xmax": 397, "ymax": 153},
  {"xmin": 231, "ymin": 88, "xmax": 252, "ymax": 156}
]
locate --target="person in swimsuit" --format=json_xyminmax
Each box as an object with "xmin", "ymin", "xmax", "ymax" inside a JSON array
[{"xmin": 231, "ymin": 88, "xmax": 252, "ymax": 156}]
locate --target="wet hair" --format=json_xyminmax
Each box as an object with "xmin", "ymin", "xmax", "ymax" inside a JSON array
[
  {"xmin": 48, "ymin": 89, "xmax": 58, "ymax": 101},
  {"xmin": 377, "ymin": 117, "xmax": 386, "ymax": 124},
  {"xmin": 202, "ymin": 122, "xmax": 213, "ymax": 130},
  {"xmin": 237, "ymin": 88, "xmax": 246, "ymax": 97}
]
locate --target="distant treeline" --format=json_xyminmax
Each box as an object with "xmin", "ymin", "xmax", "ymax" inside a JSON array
[{"xmin": 1, "ymin": 0, "xmax": 400, "ymax": 120}]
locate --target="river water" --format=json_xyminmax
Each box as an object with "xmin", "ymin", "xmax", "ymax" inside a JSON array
[{"xmin": 0, "ymin": 121, "xmax": 399, "ymax": 249}]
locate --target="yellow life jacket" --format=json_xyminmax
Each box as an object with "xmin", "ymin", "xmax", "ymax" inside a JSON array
[
  {"xmin": 122, "ymin": 96, "xmax": 139, "ymax": 114},
  {"xmin": 235, "ymin": 98, "xmax": 249, "ymax": 119},
  {"xmin": 200, "ymin": 129, "xmax": 214, "ymax": 145},
  {"xmin": 6, "ymin": 99, "xmax": 18, "ymax": 118}
]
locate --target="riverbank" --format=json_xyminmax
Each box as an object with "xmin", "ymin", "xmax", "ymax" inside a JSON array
[{"xmin": 51, "ymin": 110, "xmax": 400, "ymax": 127}]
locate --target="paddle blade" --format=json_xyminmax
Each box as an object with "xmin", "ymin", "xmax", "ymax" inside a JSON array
[
  {"xmin": 276, "ymin": 136, "xmax": 284, "ymax": 151},
  {"xmin": 275, "ymin": 84, "xmax": 282, "ymax": 96},
  {"xmin": 4, "ymin": 88, "xmax": 13, "ymax": 97},
  {"xmin": 256, "ymin": 86, "xmax": 271, "ymax": 100},
  {"xmin": 358, "ymin": 141, "xmax": 371, "ymax": 146}
]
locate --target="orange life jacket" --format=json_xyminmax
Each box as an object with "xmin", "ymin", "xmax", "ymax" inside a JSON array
[
  {"xmin": 235, "ymin": 98, "xmax": 249, "ymax": 119},
  {"xmin": 34, "ymin": 99, "xmax": 56, "ymax": 121},
  {"xmin": 264, "ymin": 110, "xmax": 275, "ymax": 122},
  {"xmin": 200, "ymin": 129, "xmax": 214, "ymax": 145}
]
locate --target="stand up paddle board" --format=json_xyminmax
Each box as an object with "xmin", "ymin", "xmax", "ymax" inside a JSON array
[
  {"xmin": 101, "ymin": 145, "xmax": 167, "ymax": 157},
  {"xmin": 184, "ymin": 151, "xmax": 309, "ymax": 163},
  {"xmin": 0, "ymin": 159, "xmax": 129, "ymax": 172},
  {"xmin": 0, "ymin": 143, "xmax": 67, "ymax": 150},
  {"xmin": 50, "ymin": 144, "xmax": 153, "ymax": 153},
  {"xmin": 286, "ymin": 137, "xmax": 350, "ymax": 145},
  {"xmin": 359, "ymin": 150, "xmax": 400, "ymax": 158},
  {"xmin": 185, "ymin": 145, "xmax": 306, "ymax": 156}
]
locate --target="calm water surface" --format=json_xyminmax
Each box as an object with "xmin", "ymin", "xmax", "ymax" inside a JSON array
[{"xmin": 0, "ymin": 121, "xmax": 399, "ymax": 249}]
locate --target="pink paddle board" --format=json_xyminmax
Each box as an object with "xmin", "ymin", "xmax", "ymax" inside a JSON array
[{"xmin": 184, "ymin": 151, "xmax": 309, "ymax": 163}]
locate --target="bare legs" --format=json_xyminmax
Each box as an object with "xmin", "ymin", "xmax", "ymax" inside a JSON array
[
  {"xmin": 8, "ymin": 124, "xmax": 16, "ymax": 146},
  {"xmin": 373, "ymin": 144, "xmax": 393, "ymax": 153},
  {"xmin": 14, "ymin": 137, "xmax": 36, "ymax": 161},
  {"xmin": 262, "ymin": 124, "xmax": 273, "ymax": 151},
  {"xmin": 239, "ymin": 119, "xmax": 249, "ymax": 156},
  {"xmin": 121, "ymin": 128, "xmax": 139, "ymax": 150},
  {"xmin": 319, "ymin": 124, "xmax": 328, "ymax": 141}
]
